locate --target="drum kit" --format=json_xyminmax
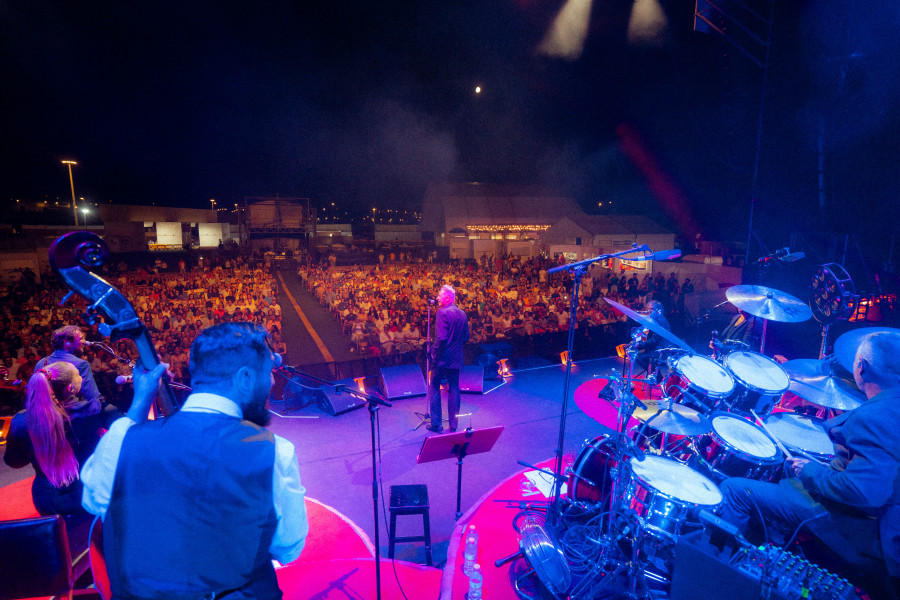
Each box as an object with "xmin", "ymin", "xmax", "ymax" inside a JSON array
[{"xmin": 549, "ymin": 284, "xmax": 888, "ymax": 599}]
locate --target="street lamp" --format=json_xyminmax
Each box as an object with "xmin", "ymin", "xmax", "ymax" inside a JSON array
[
  {"xmin": 210, "ymin": 198, "xmax": 216, "ymax": 210},
  {"xmin": 61, "ymin": 160, "xmax": 78, "ymax": 226}
]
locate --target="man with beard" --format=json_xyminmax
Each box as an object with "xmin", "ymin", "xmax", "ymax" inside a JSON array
[
  {"xmin": 81, "ymin": 322, "xmax": 308, "ymax": 600},
  {"xmin": 36, "ymin": 325, "xmax": 103, "ymax": 411}
]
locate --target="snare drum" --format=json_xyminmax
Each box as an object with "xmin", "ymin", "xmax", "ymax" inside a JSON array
[
  {"xmin": 697, "ymin": 412, "xmax": 782, "ymax": 481},
  {"xmin": 567, "ymin": 435, "xmax": 615, "ymax": 505},
  {"xmin": 624, "ymin": 455, "xmax": 723, "ymax": 539},
  {"xmin": 764, "ymin": 412, "xmax": 834, "ymax": 463},
  {"xmin": 664, "ymin": 354, "xmax": 735, "ymax": 413},
  {"xmin": 723, "ymin": 350, "xmax": 789, "ymax": 416}
]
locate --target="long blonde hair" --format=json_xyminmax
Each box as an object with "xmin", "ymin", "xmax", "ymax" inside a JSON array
[{"xmin": 25, "ymin": 362, "xmax": 81, "ymax": 487}]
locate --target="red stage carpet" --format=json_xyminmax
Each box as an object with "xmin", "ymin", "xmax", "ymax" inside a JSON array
[
  {"xmin": 0, "ymin": 476, "xmax": 41, "ymax": 521},
  {"xmin": 279, "ymin": 558, "xmax": 442, "ymax": 599},
  {"xmin": 572, "ymin": 377, "xmax": 639, "ymax": 432},
  {"xmin": 442, "ymin": 458, "xmax": 558, "ymax": 600}
]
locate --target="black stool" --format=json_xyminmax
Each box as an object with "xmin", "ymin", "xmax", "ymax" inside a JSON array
[{"xmin": 388, "ymin": 484, "xmax": 432, "ymax": 566}]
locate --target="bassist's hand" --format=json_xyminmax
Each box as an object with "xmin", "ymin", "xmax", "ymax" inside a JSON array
[{"xmin": 126, "ymin": 363, "xmax": 169, "ymax": 424}]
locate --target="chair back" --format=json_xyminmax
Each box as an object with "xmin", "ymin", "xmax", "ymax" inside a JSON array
[
  {"xmin": 0, "ymin": 515, "xmax": 73, "ymax": 600},
  {"xmin": 89, "ymin": 517, "xmax": 112, "ymax": 600}
]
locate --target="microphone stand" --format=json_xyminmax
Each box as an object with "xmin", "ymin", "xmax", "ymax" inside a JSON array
[
  {"xmin": 88, "ymin": 341, "xmax": 135, "ymax": 367},
  {"xmin": 545, "ymin": 244, "xmax": 656, "ymax": 527},
  {"xmin": 414, "ymin": 301, "xmax": 434, "ymax": 430},
  {"xmin": 281, "ymin": 366, "xmax": 392, "ymax": 600}
]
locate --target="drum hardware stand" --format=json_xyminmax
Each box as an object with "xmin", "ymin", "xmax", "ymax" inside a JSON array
[
  {"xmin": 546, "ymin": 244, "xmax": 662, "ymax": 528},
  {"xmin": 282, "ymin": 365, "xmax": 393, "ymax": 600}
]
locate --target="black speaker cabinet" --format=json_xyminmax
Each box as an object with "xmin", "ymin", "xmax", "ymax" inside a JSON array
[
  {"xmin": 379, "ymin": 364, "xmax": 427, "ymax": 400},
  {"xmin": 314, "ymin": 386, "xmax": 366, "ymax": 416},
  {"xmin": 459, "ymin": 365, "xmax": 485, "ymax": 394}
]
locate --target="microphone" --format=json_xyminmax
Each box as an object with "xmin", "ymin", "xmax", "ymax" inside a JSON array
[
  {"xmin": 641, "ymin": 249, "xmax": 681, "ymax": 261},
  {"xmin": 428, "ymin": 299, "xmax": 435, "ymax": 305},
  {"xmin": 756, "ymin": 247, "xmax": 806, "ymax": 264},
  {"xmin": 781, "ymin": 251, "xmax": 805, "ymax": 262},
  {"xmin": 116, "ymin": 375, "xmax": 132, "ymax": 384},
  {"xmin": 622, "ymin": 433, "xmax": 646, "ymax": 462},
  {"xmin": 83, "ymin": 341, "xmax": 104, "ymax": 348}
]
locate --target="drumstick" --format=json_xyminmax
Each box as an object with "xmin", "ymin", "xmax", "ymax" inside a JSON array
[
  {"xmin": 750, "ymin": 409, "xmax": 794, "ymax": 460},
  {"xmin": 790, "ymin": 447, "xmax": 829, "ymax": 466}
]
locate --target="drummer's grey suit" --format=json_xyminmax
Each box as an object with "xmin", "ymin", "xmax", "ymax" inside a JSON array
[{"xmin": 719, "ymin": 389, "xmax": 900, "ymax": 595}]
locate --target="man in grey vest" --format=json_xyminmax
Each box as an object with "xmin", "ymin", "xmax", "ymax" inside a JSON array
[{"xmin": 82, "ymin": 322, "xmax": 308, "ymax": 599}]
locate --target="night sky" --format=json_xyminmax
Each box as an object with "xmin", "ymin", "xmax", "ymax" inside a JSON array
[{"xmin": 2, "ymin": 1, "xmax": 899, "ymax": 245}]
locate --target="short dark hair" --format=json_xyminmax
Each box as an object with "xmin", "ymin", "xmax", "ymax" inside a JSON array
[
  {"xmin": 51, "ymin": 326, "xmax": 83, "ymax": 351},
  {"xmin": 188, "ymin": 322, "xmax": 274, "ymax": 385}
]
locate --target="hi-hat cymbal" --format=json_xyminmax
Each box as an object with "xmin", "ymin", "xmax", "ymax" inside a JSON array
[
  {"xmin": 725, "ymin": 285, "xmax": 813, "ymax": 323},
  {"xmin": 632, "ymin": 401, "xmax": 711, "ymax": 436},
  {"xmin": 832, "ymin": 327, "xmax": 900, "ymax": 373},
  {"xmin": 781, "ymin": 358, "xmax": 864, "ymax": 411},
  {"xmin": 603, "ymin": 297, "xmax": 692, "ymax": 351}
]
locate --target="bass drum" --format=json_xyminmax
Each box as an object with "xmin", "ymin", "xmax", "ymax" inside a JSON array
[
  {"xmin": 566, "ymin": 435, "xmax": 615, "ymax": 505},
  {"xmin": 664, "ymin": 354, "xmax": 734, "ymax": 413},
  {"xmin": 722, "ymin": 350, "xmax": 789, "ymax": 416},
  {"xmin": 624, "ymin": 455, "xmax": 723, "ymax": 540}
]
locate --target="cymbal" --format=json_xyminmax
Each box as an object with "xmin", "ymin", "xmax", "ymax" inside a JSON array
[
  {"xmin": 603, "ymin": 297, "xmax": 692, "ymax": 352},
  {"xmin": 832, "ymin": 327, "xmax": 900, "ymax": 373},
  {"xmin": 781, "ymin": 358, "xmax": 864, "ymax": 411},
  {"xmin": 632, "ymin": 401, "xmax": 711, "ymax": 436},
  {"xmin": 725, "ymin": 285, "xmax": 813, "ymax": 323}
]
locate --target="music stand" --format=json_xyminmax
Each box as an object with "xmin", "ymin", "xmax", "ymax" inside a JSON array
[{"xmin": 417, "ymin": 425, "xmax": 504, "ymax": 519}]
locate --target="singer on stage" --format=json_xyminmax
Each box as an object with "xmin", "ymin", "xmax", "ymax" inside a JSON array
[
  {"xmin": 35, "ymin": 325, "xmax": 103, "ymax": 411},
  {"xmin": 427, "ymin": 285, "xmax": 469, "ymax": 433}
]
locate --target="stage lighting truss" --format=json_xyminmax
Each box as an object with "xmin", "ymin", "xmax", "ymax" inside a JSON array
[{"xmin": 809, "ymin": 263, "xmax": 857, "ymax": 324}]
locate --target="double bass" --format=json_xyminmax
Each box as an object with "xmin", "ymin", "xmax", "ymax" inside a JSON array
[{"xmin": 49, "ymin": 231, "xmax": 180, "ymax": 416}]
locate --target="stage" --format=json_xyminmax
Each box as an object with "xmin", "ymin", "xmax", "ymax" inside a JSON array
[{"xmin": 1, "ymin": 356, "xmax": 622, "ymax": 599}]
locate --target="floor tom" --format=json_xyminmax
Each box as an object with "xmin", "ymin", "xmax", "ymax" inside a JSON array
[{"xmin": 624, "ymin": 455, "xmax": 722, "ymax": 539}]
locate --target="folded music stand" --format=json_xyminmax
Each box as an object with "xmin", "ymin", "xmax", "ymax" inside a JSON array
[{"xmin": 417, "ymin": 425, "xmax": 504, "ymax": 519}]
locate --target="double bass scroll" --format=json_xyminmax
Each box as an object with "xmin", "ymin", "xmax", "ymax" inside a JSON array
[{"xmin": 48, "ymin": 231, "xmax": 180, "ymax": 416}]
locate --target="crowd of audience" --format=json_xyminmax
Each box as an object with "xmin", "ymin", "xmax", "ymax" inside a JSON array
[
  {"xmin": 1, "ymin": 255, "xmax": 284, "ymax": 412},
  {"xmin": 298, "ymin": 253, "xmax": 696, "ymax": 357},
  {"xmin": 1, "ymin": 249, "xmax": 701, "ymax": 411}
]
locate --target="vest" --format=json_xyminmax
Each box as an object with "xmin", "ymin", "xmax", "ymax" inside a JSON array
[{"xmin": 105, "ymin": 411, "xmax": 280, "ymax": 599}]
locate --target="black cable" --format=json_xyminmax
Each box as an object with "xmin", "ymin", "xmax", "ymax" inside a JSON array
[
  {"xmin": 745, "ymin": 487, "xmax": 770, "ymax": 548},
  {"xmin": 783, "ymin": 512, "xmax": 828, "ymax": 551}
]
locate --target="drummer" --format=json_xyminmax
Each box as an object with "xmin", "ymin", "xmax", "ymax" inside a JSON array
[
  {"xmin": 717, "ymin": 331, "xmax": 900, "ymax": 598},
  {"xmin": 712, "ymin": 308, "xmax": 762, "ymax": 355}
]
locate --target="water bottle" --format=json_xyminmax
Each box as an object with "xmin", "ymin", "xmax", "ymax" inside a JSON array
[
  {"xmin": 467, "ymin": 563, "xmax": 483, "ymax": 600},
  {"xmin": 466, "ymin": 524, "xmax": 479, "ymax": 547},
  {"xmin": 463, "ymin": 535, "xmax": 478, "ymax": 575}
]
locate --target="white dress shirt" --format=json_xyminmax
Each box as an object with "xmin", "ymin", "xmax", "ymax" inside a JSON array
[{"xmin": 81, "ymin": 392, "xmax": 308, "ymax": 564}]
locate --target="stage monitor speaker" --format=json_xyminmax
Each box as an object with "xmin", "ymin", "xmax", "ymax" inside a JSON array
[
  {"xmin": 315, "ymin": 385, "xmax": 366, "ymax": 416},
  {"xmin": 459, "ymin": 365, "xmax": 485, "ymax": 394},
  {"xmin": 379, "ymin": 365, "xmax": 427, "ymax": 401},
  {"xmin": 477, "ymin": 341, "xmax": 513, "ymax": 360}
]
